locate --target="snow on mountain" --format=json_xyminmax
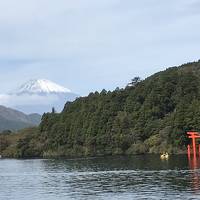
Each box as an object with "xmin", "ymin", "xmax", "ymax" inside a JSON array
[
  {"xmin": 13, "ymin": 79, "xmax": 71, "ymax": 95},
  {"xmin": 0, "ymin": 79, "xmax": 79, "ymax": 114}
]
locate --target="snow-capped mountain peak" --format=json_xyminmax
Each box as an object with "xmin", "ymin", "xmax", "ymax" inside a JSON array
[
  {"xmin": 14, "ymin": 79, "xmax": 71, "ymax": 95},
  {"xmin": 2, "ymin": 79, "xmax": 79, "ymax": 114}
]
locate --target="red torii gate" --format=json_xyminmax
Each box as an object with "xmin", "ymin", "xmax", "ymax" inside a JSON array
[{"xmin": 187, "ymin": 132, "xmax": 200, "ymax": 156}]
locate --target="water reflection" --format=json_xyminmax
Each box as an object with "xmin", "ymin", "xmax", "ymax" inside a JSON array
[
  {"xmin": 1, "ymin": 156, "xmax": 200, "ymax": 200},
  {"xmin": 188, "ymin": 154, "xmax": 200, "ymax": 193},
  {"xmin": 39, "ymin": 156, "xmax": 200, "ymax": 198}
]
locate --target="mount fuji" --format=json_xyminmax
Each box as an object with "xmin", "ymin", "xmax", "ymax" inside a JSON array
[
  {"xmin": 0, "ymin": 79, "xmax": 79, "ymax": 114},
  {"xmin": 14, "ymin": 79, "xmax": 72, "ymax": 95}
]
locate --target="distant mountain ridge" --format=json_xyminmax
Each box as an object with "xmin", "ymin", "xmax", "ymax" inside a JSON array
[{"xmin": 0, "ymin": 105, "xmax": 41, "ymax": 132}]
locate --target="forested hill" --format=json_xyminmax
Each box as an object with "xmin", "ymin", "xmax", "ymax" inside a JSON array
[
  {"xmin": 2, "ymin": 61, "xmax": 200, "ymax": 158},
  {"xmin": 0, "ymin": 106, "xmax": 41, "ymax": 132}
]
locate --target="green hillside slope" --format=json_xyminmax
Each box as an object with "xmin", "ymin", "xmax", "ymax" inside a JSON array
[
  {"xmin": 2, "ymin": 61, "xmax": 200, "ymax": 158},
  {"xmin": 0, "ymin": 106, "xmax": 41, "ymax": 132}
]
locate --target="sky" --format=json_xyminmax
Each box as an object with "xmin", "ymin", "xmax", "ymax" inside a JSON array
[{"xmin": 0, "ymin": 0, "xmax": 200, "ymax": 96}]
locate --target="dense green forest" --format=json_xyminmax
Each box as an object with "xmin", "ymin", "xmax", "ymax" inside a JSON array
[{"xmin": 1, "ymin": 61, "xmax": 200, "ymax": 158}]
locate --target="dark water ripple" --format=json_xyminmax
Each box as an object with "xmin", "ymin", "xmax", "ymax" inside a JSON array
[{"xmin": 0, "ymin": 155, "xmax": 200, "ymax": 200}]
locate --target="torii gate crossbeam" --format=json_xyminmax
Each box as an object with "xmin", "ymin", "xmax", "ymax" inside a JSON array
[{"xmin": 187, "ymin": 132, "xmax": 200, "ymax": 156}]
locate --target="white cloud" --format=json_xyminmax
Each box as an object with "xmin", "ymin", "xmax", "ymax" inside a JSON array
[{"xmin": 0, "ymin": 94, "xmax": 59, "ymax": 107}]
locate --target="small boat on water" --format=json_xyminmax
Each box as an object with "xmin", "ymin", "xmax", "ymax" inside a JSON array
[{"xmin": 160, "ymin": 153, "xmax": 169, "ymax": 160}]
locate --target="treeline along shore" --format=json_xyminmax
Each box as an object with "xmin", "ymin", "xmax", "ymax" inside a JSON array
[{"xmin": 1, "ymin": 61, "xmax": 200, "ymax": 158}]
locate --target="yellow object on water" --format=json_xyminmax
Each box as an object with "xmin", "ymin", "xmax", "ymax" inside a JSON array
[{"xmin": 160, "ymin": 153, "xmax": 169, "ymax": 159}]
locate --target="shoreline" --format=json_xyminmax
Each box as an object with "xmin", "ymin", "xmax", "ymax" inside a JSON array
[{"xmin": 0, "ymin": 151, "xmax": 188, "ymax": 160}]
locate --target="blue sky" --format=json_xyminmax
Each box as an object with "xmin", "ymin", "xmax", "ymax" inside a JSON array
[{"xmin": 0, "ymin": 0, "xmax": 200, "ymax": 95}]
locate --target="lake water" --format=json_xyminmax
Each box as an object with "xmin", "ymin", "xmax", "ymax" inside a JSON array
[{"xmin": 0, "ymin": 155, "xmax": 200, "ymax": 200}]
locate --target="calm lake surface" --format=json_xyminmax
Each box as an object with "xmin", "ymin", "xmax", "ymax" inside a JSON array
[{"xmin": 0, "ymin": 155, "xmax": 200, "ymax": 200}]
